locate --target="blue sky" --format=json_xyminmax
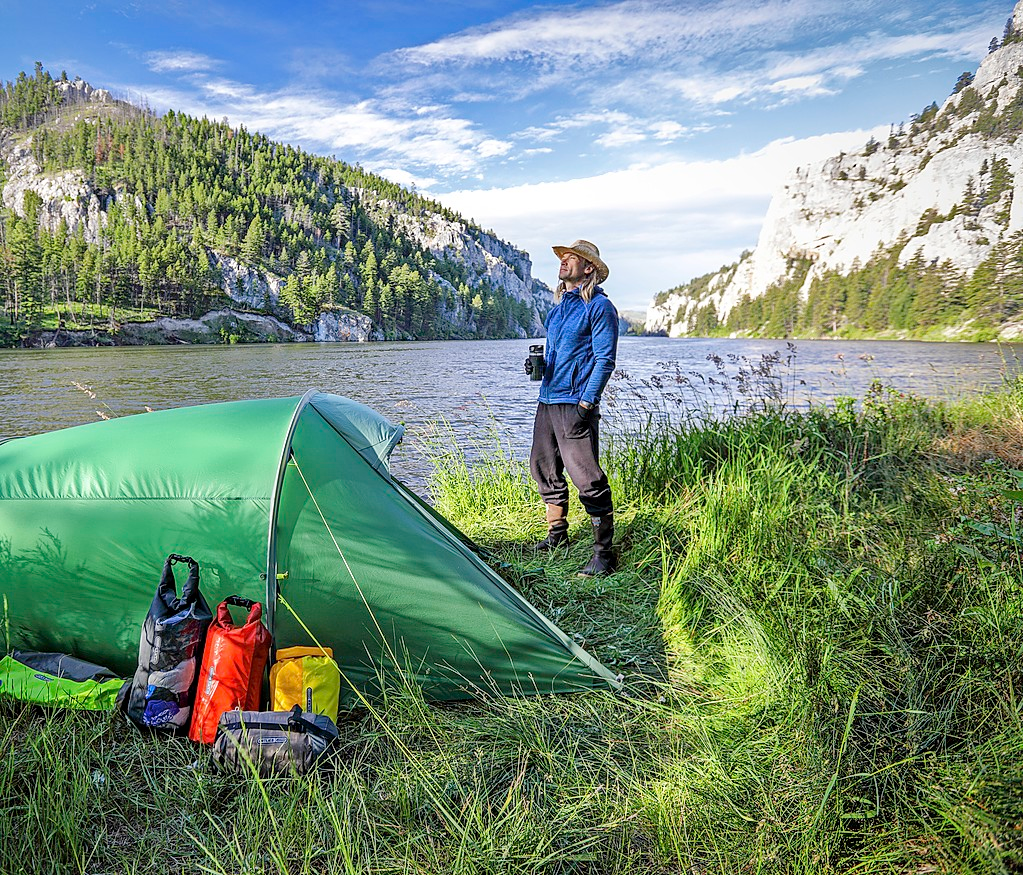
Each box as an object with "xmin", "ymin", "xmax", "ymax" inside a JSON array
[{"xmin": 2, "ymin": 0, "xmax": 1013, "ymax": 310}]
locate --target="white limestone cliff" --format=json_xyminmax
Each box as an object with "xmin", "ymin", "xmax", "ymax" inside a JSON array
[
  {"xmin": 0, "ymin": 139, "xmax": 107, "ymax": 242},
  {"xmin": 647, "ymin": 0, "xmax": 1023, "ymax": 336}
]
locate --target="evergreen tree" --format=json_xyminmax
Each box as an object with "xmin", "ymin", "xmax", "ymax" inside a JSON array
[
  {"xmin": 953, "ymin": 71, "xmax": 975, "ymax": 94},
  {"xmin": 242, "ymin": 215, "xmax": 265, "ymax": 262}
]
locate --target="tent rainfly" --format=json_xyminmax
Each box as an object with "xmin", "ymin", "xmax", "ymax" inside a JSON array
[{"xmin": 0, "ymin": 391, "xmax": 618, "ymax": 703}]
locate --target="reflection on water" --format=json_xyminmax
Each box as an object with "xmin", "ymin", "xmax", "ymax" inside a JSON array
[{"xmin": 2, "ymin": 337, "xmax": 1021, "ymax": 488}]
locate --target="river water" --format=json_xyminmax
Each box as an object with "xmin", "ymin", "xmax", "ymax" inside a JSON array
[{"xmin": 2, "ymin": 337, "xmax": 1021, "ymax": 487}]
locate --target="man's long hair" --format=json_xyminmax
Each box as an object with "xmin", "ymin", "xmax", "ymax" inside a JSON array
[{"xmin": 555, "ymin": 264, "xmax": 599, "ymax": 303}]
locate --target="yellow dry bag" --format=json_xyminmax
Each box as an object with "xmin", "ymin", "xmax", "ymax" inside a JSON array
[{"xmin": 269, "ymin": 645, "xmax": 341, "ymax": 723}]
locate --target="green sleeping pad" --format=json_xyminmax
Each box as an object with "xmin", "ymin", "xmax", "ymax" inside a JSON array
[{"xmin": 0, "ymin": 651, "xmax": 126, "ymax": 711}]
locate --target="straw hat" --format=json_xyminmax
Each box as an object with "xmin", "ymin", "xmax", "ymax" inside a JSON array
[{"xmin": 552, "ymin": 239, "xmax": 609, "ymax": 284}]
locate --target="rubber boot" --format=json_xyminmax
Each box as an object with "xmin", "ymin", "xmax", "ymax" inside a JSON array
[
  {"xmin": 535, "ymin": 503, "xmax": 569, "ymax": 551},
  {"xmin": 578, "ymin": 513, "xmax": 616, "ymax": 576}
]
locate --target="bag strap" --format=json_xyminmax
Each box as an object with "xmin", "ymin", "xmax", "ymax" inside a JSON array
[
  {"xmin": 223, "ymin": 595, "xmax": 257, "ymax": 610},
  {"xmin": 158, "ymin": 556, "xmax": 178, "ymax": 598},
  {"xmin": 219, "ymin": 708, "xmax": 336, "ymax": 741},
  {"xmin": 168, "ymin": 554, "xmax": 201, "ymax": 604},
  {"xmin": 222, "ymin": 595, "xmax": 262, "ymax": 625},
  {"xmin": 157, "ymin": 553, "xmax": 201, "ymax": 608},
  {"xmin": 286, "ymin": 705, "xmax": 337, "ymax": 741},
  {"xmin": 168, "ymin": 553, "xmax": 197, "ymax": 565}
]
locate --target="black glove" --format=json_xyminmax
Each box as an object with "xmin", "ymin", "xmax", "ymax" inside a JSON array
[
  {"xmin": 576, "ymin": 402, "xmax": 595, "ymax": 421},
  {"xmin": 524, "ymin": 357, "xmax": 534, "ymax": 376}
]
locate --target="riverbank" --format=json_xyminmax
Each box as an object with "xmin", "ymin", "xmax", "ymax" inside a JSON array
[
  {"xmin": 666, "ymin": 319, "xmax": 1023, "ymax": 344},
  {"xmin": 14, "ymin": 306, "xmax": 380, "ymax": 348},
  {"xmin": 2, "ymin": 375, "xmax": 1022, "ymax": 873}
]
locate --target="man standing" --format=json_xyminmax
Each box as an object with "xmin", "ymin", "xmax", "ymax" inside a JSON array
[{"xmin": 525, "ymin": 239, "xmax": 619, "ymax": 576}]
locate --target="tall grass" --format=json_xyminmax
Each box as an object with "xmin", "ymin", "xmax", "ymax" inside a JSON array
[
  {"xmin": 3, "ymin": 361, "xmax": 1023, "ymax": 873},
  {"xmin": 418, "ymin": 415, "xmax": 536, "ymax": 531}
]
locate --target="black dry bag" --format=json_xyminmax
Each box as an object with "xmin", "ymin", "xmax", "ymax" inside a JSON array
[
  {"xmin": 212, "ymin": 706, "xmax": 339, "ymax": 777},
  {"xmin": 126, "ymin": 554, "xmax": 213, "ymax": 731}
]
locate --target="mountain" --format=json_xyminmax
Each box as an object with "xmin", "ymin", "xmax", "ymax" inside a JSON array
[
  {"xmin": 618, "ymin": 308, "xmax": 648, "ymax": 335},
  {"xmin": 647, "ymin": 1, "xmax": 1023, "ymax": 342},
  {"xmin": 0, "ymin": 66, "xmax": 552, "ymax": 347}
]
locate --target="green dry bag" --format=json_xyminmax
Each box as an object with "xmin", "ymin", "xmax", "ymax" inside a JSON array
[{"xmin": 0, "ymin": 651, "xmax": 126, "ymax": 711}]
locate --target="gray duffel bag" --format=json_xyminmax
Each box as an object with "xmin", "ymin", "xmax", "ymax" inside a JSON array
[{"xmin": 212, "ymin": 705, "xmax": 339, "ymax": 777}]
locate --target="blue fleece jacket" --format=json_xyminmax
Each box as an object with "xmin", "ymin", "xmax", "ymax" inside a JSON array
[{"xmin": 538, "ymin": 286, "xmax": 619, "ymax": 406}]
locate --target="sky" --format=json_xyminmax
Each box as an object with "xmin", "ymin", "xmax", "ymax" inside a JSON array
[{"xmin": 1, "ymin": 0, "xmax": 1014, "ymax": 311}]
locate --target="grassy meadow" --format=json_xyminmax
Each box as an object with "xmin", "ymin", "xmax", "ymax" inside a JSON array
[{"xmin": 2, "ymin": 353, "xmax": 1023, "ymax": 874}]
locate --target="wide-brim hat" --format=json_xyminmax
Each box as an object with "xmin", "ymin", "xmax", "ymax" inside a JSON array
[{"xmin": 552, "ymin": 239, "xmax": 609, "ymax": 284}]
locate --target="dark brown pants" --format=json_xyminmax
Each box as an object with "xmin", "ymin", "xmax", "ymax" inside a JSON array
[{"xmin": 529, "ymin": 403, "xmax": 613, "ymax": 517}]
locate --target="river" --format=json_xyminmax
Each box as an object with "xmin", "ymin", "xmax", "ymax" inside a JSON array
[{"xmin": 2, "ymin": 337, "xmax": 1021, "ymax": 487}]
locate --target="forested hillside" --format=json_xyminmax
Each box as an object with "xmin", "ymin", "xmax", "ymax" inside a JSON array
[{"xmin": 0, "ymin": 65, "xmax": 547, "ymax": 347}]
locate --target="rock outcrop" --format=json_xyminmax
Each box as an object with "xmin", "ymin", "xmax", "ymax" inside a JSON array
[
  {"xmin": 32, "ymin": 309, "xmax": 310, "ymax": 347},
  {"xmin": 648, "ymin": 0, "xmax": 1023, "ymax": 337},
  {"xmin": 393, "ymin": 208, "xmax": 549, "ymax": 336},
  {"xmin": 208, "ymin": 253, "xmax": 286, "ymax": 310},
  {"xmin": 1, "ymin": 140, "xmax": 107, "ymax": 243},
  {"xmin": 313, "ymin": 310, "xmax": 380, "ymax": 342},
  {"xmin": 31, "ymin": 307, "xmax": 381, "ymax": 346},
  {"xmin": 55, "ymin": 77, "xmax": 112, "ymax": 105}
]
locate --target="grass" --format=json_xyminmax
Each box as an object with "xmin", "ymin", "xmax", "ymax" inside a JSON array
[
  {"xmin": 32, "ymin": 302, "xmax": 167, "ymax": 332},
  {"xmin": 3, "ymin": 364, "xmax": 1023, "ymax": 874}
]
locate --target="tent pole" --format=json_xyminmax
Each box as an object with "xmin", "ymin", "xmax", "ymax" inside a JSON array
[{"xmin": 265, "ymin": 389, "xmax": 319, "ymax": 647}]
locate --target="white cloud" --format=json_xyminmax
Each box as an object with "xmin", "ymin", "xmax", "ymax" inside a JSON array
[
  {"xmin": 513, "ymin": 110, "xmax": 707, "ymax": 151},
  {"xmin": 197, "ymin": 77, "xmax": 256, "ymax": 101},
  {"xmin": 374, "ymin": 167, "xmax": 439, "ymax": 190},
  {"xmin": 396, "ymin": 0, "xmax": 848, "ymax": 67},
  {"xmin": 596, "ymin": 128, "xmax": 648, "ymax": 148},
  {"xmin": 146, "ymin": 51, "xmax": 221, "ymax": 74},
  {"xmin": 614, "ymin": 20, "xmax": 994, "ymax": 109},
  {"xmin": 476, "ymin": 138, "xmax": 512, "ymax": 158},
  {"xmin": 650, "ymin": 121, "xmax": 688, "ymax": 141},
  {"xmin": 433, "ymin": 126, "xmax": 889, "ymax": 311},
  {"xmin": 385, "ymin": 0, "xmax": 995, "ymax": 121},
  {"xmin": 379, "ymin": 0, "xmax": 862, "ymax": 114},
  {"xmin": 767, "ymin": 75, "xmax": 836, "ymax": 99},
  {"xmin": 131, "ymin": 78, "xmax": 506, "ymax": 175}
]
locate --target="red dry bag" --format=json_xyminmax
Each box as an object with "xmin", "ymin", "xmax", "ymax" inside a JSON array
[{"xmin": 189, "ymin": 596, "xmax": 272, "ymax": 744}]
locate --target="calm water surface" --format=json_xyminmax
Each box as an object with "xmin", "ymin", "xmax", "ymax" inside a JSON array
[{"xmin": 2, "ymin": 337, "xmax": 1021, "ymax": 486}]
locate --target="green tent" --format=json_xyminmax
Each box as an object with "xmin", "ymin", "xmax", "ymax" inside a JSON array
[{"xmin": 0, "ymin": 392, "xmax": 617, "ymax": 703}]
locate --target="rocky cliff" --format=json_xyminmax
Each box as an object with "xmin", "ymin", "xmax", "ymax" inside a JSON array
[
  {"xmin": 392, "ymin": 206, "xmax": 548, "ymax": 335},
  {"xmin": 647, "ymin": 0, "xmax": 1023, "ymax": 338}
]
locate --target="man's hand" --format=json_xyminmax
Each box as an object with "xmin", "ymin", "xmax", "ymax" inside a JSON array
[{"xmin": 524, "ymin": 357, "xmax": 534, "ymax": 376}]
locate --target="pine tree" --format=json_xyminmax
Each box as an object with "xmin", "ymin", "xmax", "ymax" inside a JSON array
[
  {"xmin": 907, "ymin": 262, "xmax": 944, "ymax": 327},
  {"xmin": 953, "ymin": 71, "xmax": 975, "ymax": 94},
  {"xmin": 361, "ymin": 279, "xmax": 379, "ymax": 322},
  {"xmin": 8, "ymin": 216, "xmax": 44, "ymax": 326},
  {"xmin": 242, "ymin": 215, "xmax": 264, "ymax": 262}
]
